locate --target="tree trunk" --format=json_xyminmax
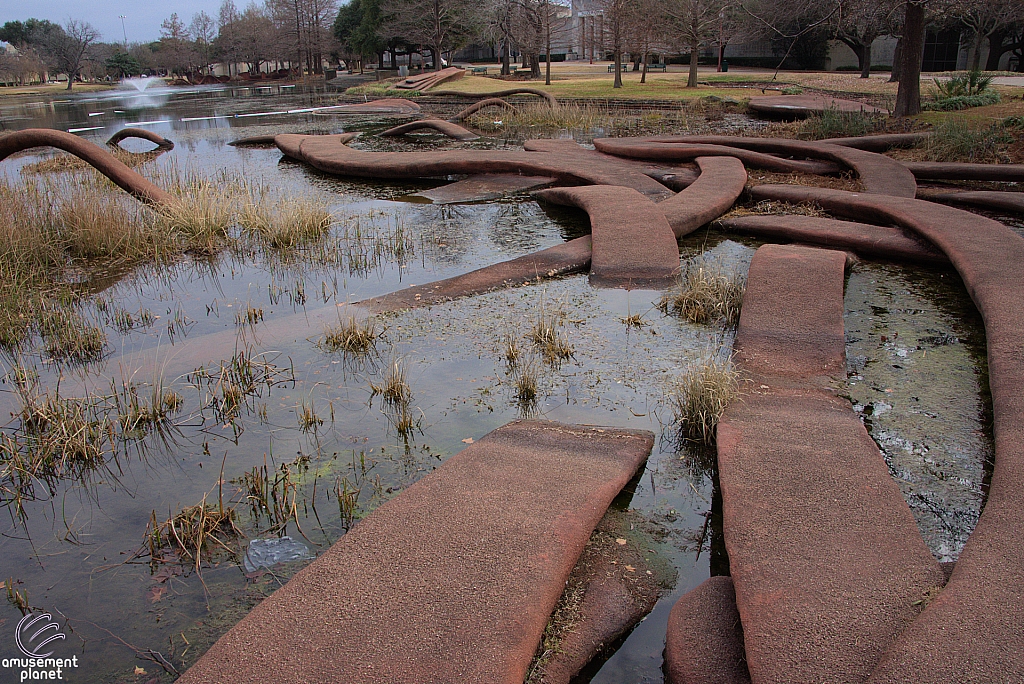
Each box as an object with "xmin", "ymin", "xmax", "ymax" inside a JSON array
[
  {"xmin": 889, "ymin": 38, "xmax": 902, "ymax": 82},
  {"xmin": 640, "ymin": 49, "xmax": 648, "ymax": 84},
  {"xmin": 545, "ymin": 1, "xmax": 551, "ymax": 86},
  {"xmin": 613, "ymin": 49, "xmax": 622, "ymax": 88},
  {"xmin": 860, "ymin": 43, "xmax": 871, "ymax": 78},
  {"xmin": 687, "ymin": 40, "xmax": 698, "ymax": 88},
  {"xmin": 894, "ymin": 1, "xmax": 925, "ymax": 117},
  {"xmin": 985, "ymin": 29, "xmax": 1009, "ymax": 71},
  {"xmin": 66, "ymin": 75, "xmax": 73, "ymax": 91},
  {"xmin": 501, "ymin": 39, "xmax": 510, "ymax": 75},
  {"xmin": 969, "ymin": 30, "xmax": 983, "ymax": 72}
]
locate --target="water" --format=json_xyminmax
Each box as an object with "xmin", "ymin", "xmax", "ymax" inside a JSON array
[{"xmin": 0, "ymin": 83, "xmax": 993, "ymax": 683}]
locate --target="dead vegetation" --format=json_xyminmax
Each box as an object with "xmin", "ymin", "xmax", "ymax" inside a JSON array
[
  {"xmin": 671, "ymin": 354, "xmax": 740, "ymax": 445},
  {"xmin": 660, "ymin": 257, "xmax": 746, "ymax": 326}
]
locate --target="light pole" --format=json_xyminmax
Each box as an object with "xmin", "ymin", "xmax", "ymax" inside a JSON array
[
  {"xmin": 717, "ymin": 10, "xmax": 724, "ymax": 72},
  {"xmin": 119, "ymin": 15, "xmax": 128, "ymax": 49}
]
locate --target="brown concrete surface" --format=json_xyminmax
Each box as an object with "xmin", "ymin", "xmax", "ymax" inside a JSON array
[
  {"xmin": 393, "ymin": 66, "xmax": 464, "ymax": 90},
  {"xmin": 819, "ymin": 133, "xmax": 929, "ymax": 152},
  {"xmin": 718, "ymin": 244, "xmax": 944, "ymax": 684},
  {"xmin": 534, "ymin": 186, "xmax": 680, "ymax": 288},
  {"xmin": 747, "ymin": 95, "xmax": 888, "ymax": 117},
  {"xmin": 653, "ymin": 136, "xmax": 917, "ymax": 198},
  {"xmin": 902, "ymin": 161, "xmax": 1024, "ymax": 182},
  {"xmin": 380, "ymin": 119, "xmax": 480, "ymax": 141},
  {"xmin": 416, "ymin": 174, "xmax": 555, "ymax": 203},
  {"xmin": 275, "ymin": 133, "xmax": 674, "ymax": 199},
  {"xmin": 355, "ymin": 237, "xmax": 593, "ymax": 312},
  {"xmin": 592, "ymin": 138, "xmax": 844, "ymax": 176},
  {"xmin": 716, "ymin": 214, "xmax": 948, "ymax": 264},
  {"xmin": 106, "ymin": 127, "xmax": 174, "ymax": 150},
  {"xmin": 661, "ymin": 156, "xmax": 748, "ymax": 237},
  {"xmin": 746, "ymin": 185, "xmax": 1024, "ymax": 683},
  {"xmin": 176, "ymin": 420, "xmax": 653, "ymax": 684},
  {"xmin": 0, "ymin": 128, "xmax": 174, "ymax": 206},
  {"xmin": 531, "ymin": 511, "xmax": 672, "ymax": 684},
  {"xmin": 449, "ymin": 97, "xmax": 515, "ymax": 122},
  {"xmin": 664, "ymin": 576, "xmax": 751, "ymax": 684},
  {"xmin": 916, "ymin": 188, "xmax": 1024, "ymax": 215}
]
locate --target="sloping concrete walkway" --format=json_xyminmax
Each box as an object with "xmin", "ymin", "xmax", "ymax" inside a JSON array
[
  {"xmin": 176, "ymin": 420, "xmax": 653, "ymax": 684},
  {"xmin": 534, "ymin": 186, "xmax": 680, "ymax": 288},
  {"xmin": 716, "ymin": 244, "xmax": 944, "ymax": 684},
  {"xmin": 665, "ymin": 576, "xmax": 751, "ymax": 684},
  {"xmin": 747, "ymin": 185, "xmax": 1024, "ymax": 683}
]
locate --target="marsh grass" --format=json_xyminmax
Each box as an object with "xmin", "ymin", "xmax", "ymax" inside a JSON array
[
  {"xmin": 320, "ymin": 316, "xmax": 381, "ymax": 356},
  {"xmin": 146, "ymin": 496, "xmax": 241, "ymax": 570},
  {"xmin": 671, "ymin": 355, "xmax": 739, "ymax": 445},
  {"xmin": 370, "ymin": 357, "xmax": 421, "ymax": 438},
  {"xmin": 512, "ymin": 361, "xmax": 540, "ymax": 416},
  {"xmin": 239, "ymin": 457, "xmax": 303, "ymax": 534},
  {"xmin": 797, "ymin": 107, "xmax": 887, "ymax": 140},
  {"xmin": 37, "ymin": 305, "xmax": 107, "ymax": 364},
  {"xmin": 240, "ymin": 195, "xmax": 333, "ymax": 249},
  {"xmin": 660, "ymin": 257, "xmax": 746, "ymax": 326},
  {"xmin": 528, "ymin": 303, "xmax": 573, "ymax": 366},
  {"xmin": 924, "ymin": 117, "xmax": 1015, "ymax": 163}
]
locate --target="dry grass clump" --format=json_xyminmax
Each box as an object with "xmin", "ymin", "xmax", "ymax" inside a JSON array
[
  {"xmin": 468, "ymin": 102, "xmax": 598, "ymax": 132},
  {"xmin": 797, "ymin": 107, "xmax": 888, "ymax": 140},
  {"xmin": 660, "ymin": 257, "xmax": 746, "ymax": 326},
  {"xmin": 320, "ymin": 316, "xmax": 381, "ymax": 355},
  {"xmin": 671, "ymin": 355, "xmax": 739, "ymax": 445},
  {"xmin": 38, "ymin": 306, "xmax": 107, "ymax": 364},
  {"xmin": 370, "ymin": 357, "xmax": 420, "ymax": 438},
  {"xmin": 240, "ymin": 195, "xmax": 333, "ymax": 249},
  {"xmin": 528, "ymin": 304, "xmax": 574, "ymax": 366},
  {"xmin": 156, "ymin": 179, "xmax": 234, "ymax": 250},
  {"xmin": 22, "ymin": 148, "xmax": 163, "ymax": 174},
  {"xmin": 723, "ymin": 199, "xmax": 827, "ymax": 219},
  {"xmin": 923, "ymin": 117, "xmax": 1016, "ymax": 163},
  {"xmin": 145, "ymin": 497, "xmax": 241, "ymax": 569}
]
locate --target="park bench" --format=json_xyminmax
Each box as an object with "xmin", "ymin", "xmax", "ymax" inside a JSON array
[
  {"xmin": 647, "ymin": 63, "xmax": 667, "ymax": 71},
  {"xmin": 607, "ymin": 63, "xmax": 630, "ymax": 72},
  {"xmin": 470, "ymin": 66, "xmax": 488, "ymax": 75}
]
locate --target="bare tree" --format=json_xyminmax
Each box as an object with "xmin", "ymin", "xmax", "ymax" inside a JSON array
[
  {"xmin": 43, "ymin": 20, "xmax": 99, "ymax": 90},
  {"xmin": 667, "ymin": 0, "xmax": 729, "ymax": 87},
  {"xmin": 380, "ymin": 0, "xmax": 479, "ymax": 70},
  {"xmin": 942, "ymin": 0, "xmax": 1024, "ymax": 71},
  {"xmin": 834, "ymin": 0, "xmax": 900, "ymax": 78},
  {"xmin": 189, "ymin": 12, "xmax": 218, "ymax": 74},
  {"xmin": 892, "ymin": 0, "xmax": 926, "ymax": 116}
]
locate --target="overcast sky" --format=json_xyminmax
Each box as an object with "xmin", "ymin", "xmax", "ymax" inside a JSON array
[{"xmin": 2, "ymin": 0, "xmax": 230, "ymax": 44}]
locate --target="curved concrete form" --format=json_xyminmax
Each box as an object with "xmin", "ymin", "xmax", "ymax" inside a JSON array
[
  {"xmin": 660, "ymin": 156, "xmax": 748, "ymax": 237},
  {"xmin": 314, "ymin": 98, "xmax": 421, "ymax": 114},
  {"xmin": 229, "ymin": 132, "xmax": 359, "ymax": 147},
  {"xmin": 415, "ymin": 174, "xmax": 555, "ymax": 204},
  {"xmin": 106, "ymin": 127, "xmax": 174, "ymax": 150},
  {"xmin": 718, "ymin": 243, "xmax": 944, "ymax": 684},
  {"xmin": 394, "ymin": 66, "xmax": 465, "ymax": 91},
  {"xmin": 819, "ymin": 132, "xmax": 929, "ymax": 152},
  {"xmin": 357, "ymin": 237, "xmax": 592, "ymax": 313},
  {"xmin": 608, "ymin": 136, "xmax": 918, "ymax": 198},
  {"xmin": 916, "ymin": 189, "xmax": 1024, "ymax": 215},
  {"xmin": 688, "ymin": 136, "xmax": 918, "ymax": 197},
  {"xmin": 534, "ymin": 185, "xmax": 681, "ymax": 288},
  {"xmin": 0, "ymin": 128, "xmax": 173, "ymax": 206},
  {"xmin": 380, "ymin": 119, "xmax": 480, "ymax": 141},
  {"xmin": 448, "ymin": 97, "xmax": 515, "ymax": 122},
  {"xmin": 902, "ymin": 161, "xmax": 1024, "ymax": 183},
  {"xmin": 592, "ymin": 139, "xmax": 843, "ymax": 176},
  {"xmin": 176, "ymin": 420, "xmax": 653, "ymax": 684},
  {"xmin": 746, "ymin": 184, "xmax": 1024, "ymax": 683},
  {"xmin": 716, "ymin": 214, "xmax": 948, "ymax": 264},
  {"xmin": 274, "ymin": 133, "xmax": 674, "ymax": 199},
  {"xmin": 747, "ymin": 94, "xmax": 887, "ymax": 118},
  {"xmin": 665, "ymin": 576, "xmax": 751, "ymax": 684},
  {"xmin": 431, "ymin": 87, "xmax": 558, "ymax": 107}
]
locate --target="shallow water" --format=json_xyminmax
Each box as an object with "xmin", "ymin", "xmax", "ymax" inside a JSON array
[{"xmin": 0, "ymin": 83, "xmax": 995, "ymax": 683}]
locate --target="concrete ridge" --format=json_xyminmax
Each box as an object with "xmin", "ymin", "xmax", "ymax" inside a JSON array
[
  {"xmin": 175, "ymin": 420, "xmax": 653, "ymax": 684},
  {"xmin": 718, "ymin": 243, "xmax": 944, "ymax": 684},
  {"xmin": 591, "ymin": 138, "xmax": 843, "ymax": 176},
  {"xmin": 533, "ymin": 185, "xmax": 681, "ymax": 289},
  {"xmin": 747, "ymin": 185, "xmax": 1024, "ymax": 683},
  {"xmin": 664, "ymin": 576, "xmax": 751, "ymax": 684},
  {"xmin": 380, "ymin": 119, "xmax": 480, "ymax": 141},
  {"xmin": 106, "ymin": 127, "xmax": 174, "ymax": 151},
  {"xmin": 902, "ymin": 161, "xmax": 1024, "ymax": 182},
  {"xmin": 0, "ymin": 128, "xmax": 174, "ymax": 206},
  {"xmin": 915, "ymin": 189, "xmax": 1024, "ymax": 215},
  {"xmin": 715, "ymin": 214, "xmax": 948, "ymax": 264}
]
